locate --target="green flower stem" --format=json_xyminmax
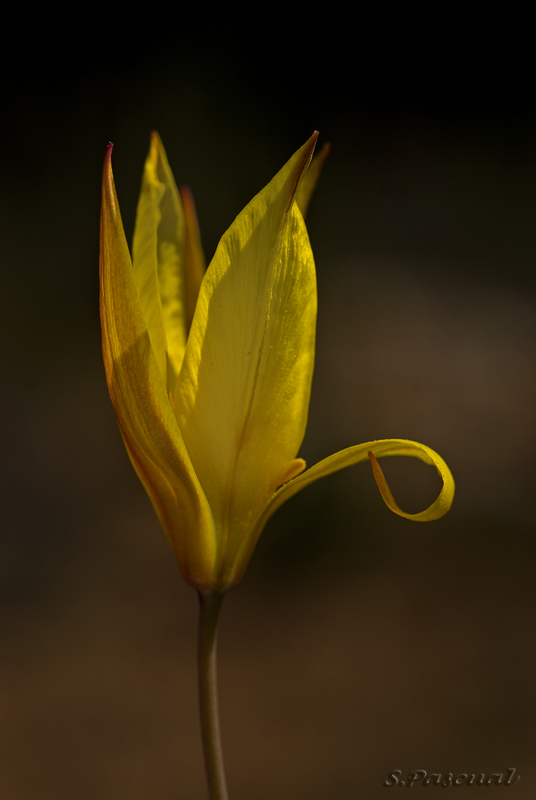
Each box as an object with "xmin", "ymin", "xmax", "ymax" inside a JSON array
[{"xmin": 197, "ymin": 590, "xmax": 229, "ymax": 800}]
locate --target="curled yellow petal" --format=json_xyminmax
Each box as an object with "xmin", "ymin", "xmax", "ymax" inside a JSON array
[
  {"xmin": 229, "ymin": 438, "xmax": 454, "ymax": 586},
  {"xmin": 366, "ymin": 442, "xmax": 455, "ymax": 521},
  {"xmin": 269, "ymin": 438, "xmax": 454, "ymax": 525},
  {"xmin": 100, "ymin": 144, "xmax": 216, "ymax": 590}
]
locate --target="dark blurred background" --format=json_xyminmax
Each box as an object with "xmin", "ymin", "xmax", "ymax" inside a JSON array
[{"xmin": 1, "ymin": 17, "xmax": 535, "ymax": 799}]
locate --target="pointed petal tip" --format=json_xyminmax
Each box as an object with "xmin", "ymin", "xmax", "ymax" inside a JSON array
[
  {"xmin": 308, "ymin": 130, "xmax": 319, "ymax": 151},
  {"xmin": 147, "ymin": 131, "xmax": 163, "ymax": 164},
  {"xmin": 102, "ymin": 142, "xmax": 118, "ymax": 209},
  {"xmin": 104, "ymin": 142, "xmax": 114, "ymax": 169},
  {"xmin": 293, "ymin": 131, "xmax": 320, "ymax": 195},
  {"xmin": 179, "ymin": 184, "xmax": 193, "ymax": 200},
  {"xmin": 102, "ymin": 143, "xmax": 116, "ymax": 204}
]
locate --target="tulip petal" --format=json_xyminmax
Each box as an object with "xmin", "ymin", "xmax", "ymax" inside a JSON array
[
  {"xmin": 100, "ymin": 144, "xmax": 217, "ymax": 590},
  {"xmin": 271, "ymin": 438, "xmax": 454, "ymax": 523},
  {"xmin": 231, "ymin": 439, "xmax": 454, "ymax": 584},
  {"xmin": 296, "ymin": 142, "xmax": 331, "ymax": 219},
  {"xmin": 132, "ymin": 132, "xmax": 189, "ymax": 400},
  {"xmin": 175, "ymin": 133, "xmax": 318, "ymax": 586},
  {"xmin": 180, "ymin": 185, "xmax": 206, "ymax": 330}
]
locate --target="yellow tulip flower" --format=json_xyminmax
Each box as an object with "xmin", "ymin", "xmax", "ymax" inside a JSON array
[{"xmin": 100, "ymin": 132, "xmax": 454, "ymax": 593}]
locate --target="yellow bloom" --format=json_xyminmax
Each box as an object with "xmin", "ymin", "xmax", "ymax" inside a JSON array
[{"xmin": 100, "ymin": 132, "xmax": 454, "ymax": 592}]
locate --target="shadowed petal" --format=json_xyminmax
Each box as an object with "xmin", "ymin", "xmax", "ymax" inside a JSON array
[
  {"xmin": 132, "ymin": 132, "xmax": 189, "ymax": 400},
  {"xmin": 100, "ymin": 144, "xmax": 216, "ymax": 590},
  {"xmin": 180, "ymin": 185, "xmax": 206, "ymax": 330}
]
